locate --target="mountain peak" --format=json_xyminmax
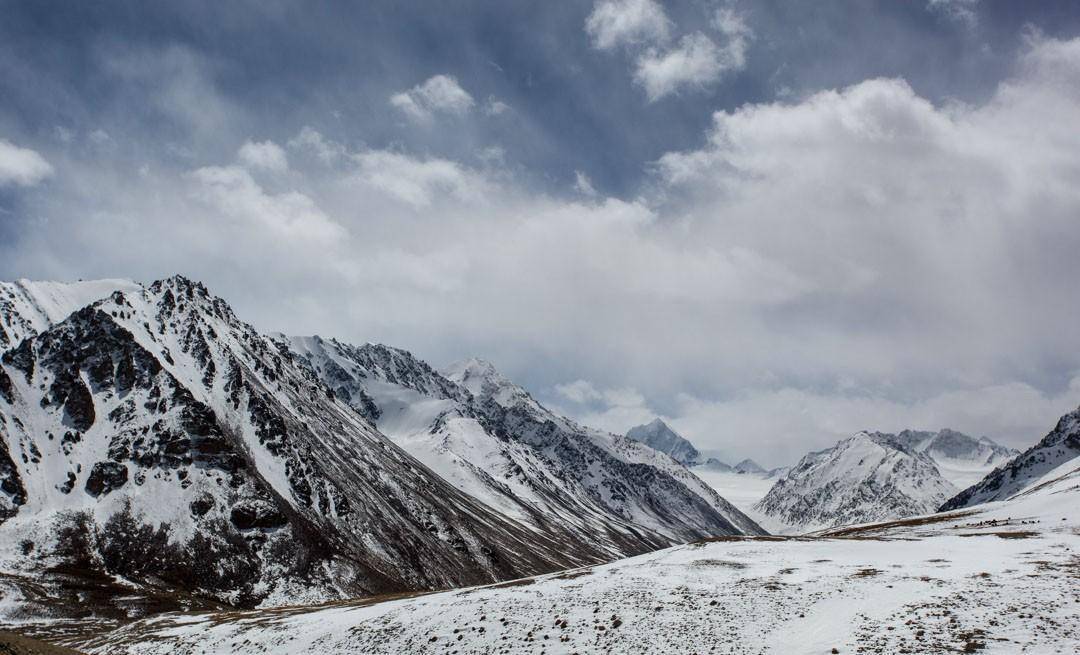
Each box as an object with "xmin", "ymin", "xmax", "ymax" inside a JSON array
[
  {"xmin": 756, "ymin": 430, "xmax": 957, "ymax": 530},
  {"xmin": 441, "ymin": 357, "xmax": 534, "ymax": 410},
  {"xmin": 626, "ymin": 419, "xmax": 700, "ymax": 466},
  {"xmin": 734, "ymin": 458, "xmax": 766, "ymax": 475}
]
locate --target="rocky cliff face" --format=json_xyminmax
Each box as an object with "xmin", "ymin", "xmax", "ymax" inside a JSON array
[{"xmin": 0, "ymin": 277, "xmax": 598, "ymax": 613}]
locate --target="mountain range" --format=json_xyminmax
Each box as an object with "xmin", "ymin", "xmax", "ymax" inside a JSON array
[
  {"xmin": 753, "ymin": 431, "xmax": 960, "ymax": 531},
  {"xmin": 623, "ymin": 418, "xmax": 777, "ymax": 476},
  {"xmin": 0, "ymin": 276, "xmax": 761, "ymax": 625}
]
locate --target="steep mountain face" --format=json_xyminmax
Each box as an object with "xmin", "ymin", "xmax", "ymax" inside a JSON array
[
  {"xmin": 765, "ymin": 466, "xmax": 789, "ymax": 479},
  {"xmin": 941, "ymin": 406, "xmax": 1080, "ymax": 510},
  {"xmin": 625, "ymin": 419, "xmax": 700, "ymax": 465},
  {"xmin": 754, "ymin": 432, "xmax": 957, "ymax": 531},
  {"xmin": 445, "ymin": 359, "xmax": 765, "ymax": 538},
  {"xmin": 0, "ymin": 277, "xmax": 594, "ymax": 613},
  {"xmin": 290, "ymin": 338, "xmax": 763, "ymax": 556},
  {"xmin": 892, "ymin": 429, "xmax": 1018, "ymax": 488},
  {"xmin": 733, "ymin": 459, "xmax": 766, "ymax": 475}
]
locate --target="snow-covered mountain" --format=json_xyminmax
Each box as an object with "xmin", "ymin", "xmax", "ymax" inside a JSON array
[
  {"xmin": 696, "ymin": 457, "xmax": 733, "ymax": 472},
  {"xmin": 941, "ymin": 405, "xmax": 1080, "ymax": 510},
  {"xmin": 0, "ymin": 279, "xmax": 142, "ymax": 351},
  {"xmin": 0, "ymin": 276, "xmax": 634, "ymax": 614},
  {"xmin": 733, "ymin": 458, "xmax": 766, "ymax": 475},
  {"xmin": 755, "ymin": 431, "xmax": 958, "ymax": 531},
  {"xmin": 625, "ymin": 418, "xmax": 700, "ymax": 465},
  {"xmin": 289, "ymin": 337, "xmax": 763, "ymax": 554},
  {"xmin": 892, "ymin": 428, "xmax": 1018, "ymax": 489}
]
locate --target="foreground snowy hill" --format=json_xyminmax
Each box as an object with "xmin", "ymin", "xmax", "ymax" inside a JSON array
[
  {"xmin": 941, "ymin": 405, "xmax": 1080, "ymax": 510},
  {"xmin": 755, "ymin": 431, "xmax": 958, "ymax": 531},
  {"xmin": 0, "ymin": 276, "xmax": 633, "ymax": 619},
  {"xmin": 290, "ymin": 337, "xmax": 762, "ymax": 552},
  {"xmin": 624, "ymin": 418, "xmax": 699, "ymax": 465},
  {"xmin": 83, "ymin": 454, "xmax": 1080, "ymax": 654}
]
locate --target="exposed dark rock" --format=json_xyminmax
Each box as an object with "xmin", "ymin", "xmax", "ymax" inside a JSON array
[
  {"xmin": 85, "ymin": 462, "xmax": 129, "ymax": 496},
  {"xmin": 0, "ymin": 438, "xmax": 27, "ymax": 520},
  {"xmin": 230, "ymin": 500, "xmax": 288, "ymax": 530},
  {"xmin": 0, "ymin": 366, "xmax": 13, "ymax": 404},
  {"xmin": 190, "ymin": 494, "xmax": 215, "ymax": 517},
  {"xmin": 62, "ymin": 376, "xmax": 96, "ymax": 431},
  {"xmin": 1, "ymin": 340, "xmax": 34, "ymax": 382}
]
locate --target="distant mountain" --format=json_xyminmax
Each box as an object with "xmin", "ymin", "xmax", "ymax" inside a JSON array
[
  {"xmin": 625, "ymin": 418, "xmax": 701, "ymax": 465},
  {"xmin": 733, "ymin": 459, "xmax": 766, "ymax": 475},
  {"xmin": 754, "ymin": 431, "xmax": 957, "ymax": 530},
  {"xmin": 289, "ymin": 339, "xmax": 763, "ymax": 553},
  {"xmin": 696, "ymin": 457, "xmax": 733, "ymax": 473},
  {"xmin": 941, "ymin": 406, "xmax": 1080, "ymax": 510},
  {"xmin": 892, "ymin": 428, "xmax": 1018, "ymax": 488},
  {"xmin": 765, "ymin": 466, "xmax": 789, "ymax": 479}
]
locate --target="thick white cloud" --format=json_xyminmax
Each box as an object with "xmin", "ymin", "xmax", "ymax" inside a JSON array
[
  {"xmin": 390, "ymin": 75, "xmax": 474, "ymax": 123},
  {"xmin": 633, "ymin": 13, "xmax": 751, "ymax": 101},
  {"xmin": 585, "ymin": 0, "xmax": 671, "ymax": 50},
  {"xmin": 0, "ymin": 139, "xmax": 53, "ymax": 187},
  {"xmin": 6, "ymin": 36, "xmax": 1080, "ymax": 469},
  {"xmin": 238, "ymin": 140, "xmax": 288, "ymax": 172},
  {"xmin": 666, "ymin": 378, "xmax": 1080, "ymax": 466}
]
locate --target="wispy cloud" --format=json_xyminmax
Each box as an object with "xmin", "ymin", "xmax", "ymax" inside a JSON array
[
  {"xmin": 390, "ymin": 75, "xmax": 475, "ymax": 123},
  {"xmin": 585, "ymin": 0, "xmax": 672, "ymax": 50},
  {"xmin": 0, "ymin": 139, "xmax": 53, "ymax": 187}
]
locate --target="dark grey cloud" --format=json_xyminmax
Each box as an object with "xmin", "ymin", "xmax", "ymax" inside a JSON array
[{"xmin": 2, "ymin": 1, "xmax": 1080, "ymax": 465}]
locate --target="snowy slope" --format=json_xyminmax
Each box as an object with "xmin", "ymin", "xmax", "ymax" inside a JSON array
[
  {"xmin": 290, "ymin": 338, "xmax": 762, "ymax": 556},
  {"xmin": 755, "ymin": 432, "xmax": 958, "ymax": 532},
  {"xmin": 443, "ymin": 358, "xmax": 764, "ymax": 539},
  {"xmin": 685, "ymin": 468, "xmax": 774, "ymax": 517},
  {"xmin": 0, "ymin": 279, "xmax": 142, "ymax": 351},
  {"xmin": 893, "ymin": 428, "xmax": 1018, "ymax": 489},
  {"xmin": 87, "ymin": 458, "xmax": 1080, "ymax": 655},
  {"xmin": 941, "ymin": 405, "xmax": 1080, "ymax": 510},
  {"xmin": 0, "ymin": 276, "xmax": 602, "ymax": 619},
  {"xmin": 624, "ymin": 419, "xmax": 700, "ymax": 465}
]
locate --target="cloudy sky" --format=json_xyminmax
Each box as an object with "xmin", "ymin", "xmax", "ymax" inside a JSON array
[{"xmin": 3, "ymin": 0, "xmax": 1080, "ymax": 465}]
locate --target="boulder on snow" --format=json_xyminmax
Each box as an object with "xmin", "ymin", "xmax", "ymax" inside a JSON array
[{"xmin": 85, "ymin": 462, "xmax": 128, "ymax": 496}]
